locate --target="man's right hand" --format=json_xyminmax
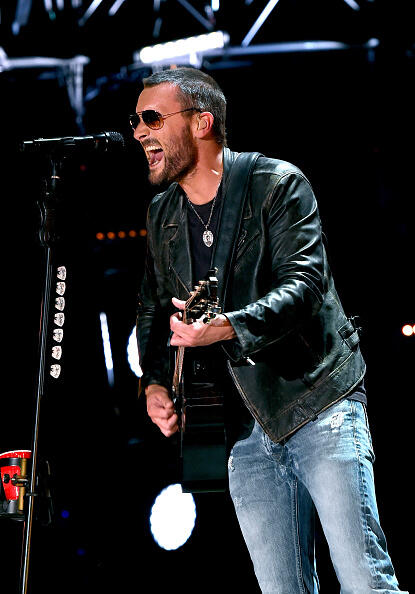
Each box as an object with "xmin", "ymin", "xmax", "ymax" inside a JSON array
[{"xmin": 145, "ymin": 384, "xmax": 179, "ymax": 437}]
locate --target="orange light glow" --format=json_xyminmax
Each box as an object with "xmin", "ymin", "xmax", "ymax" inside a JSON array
[
  {"xmin": 96, "ymin": 232, "xmax": 105, "ymax": 240},
  {"xmin": 107, "ymin": 232, "xmax": 116, "ymax": 239}
]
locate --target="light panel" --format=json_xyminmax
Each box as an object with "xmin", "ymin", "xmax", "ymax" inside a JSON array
[{"xmin": 137, "ymin": 31, "xmax": 229, "ymax": 65}]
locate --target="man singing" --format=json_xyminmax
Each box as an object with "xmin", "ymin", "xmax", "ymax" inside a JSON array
[{"xmin": 133, "ymin": 67, "xmax": 405, "ymax": 593}]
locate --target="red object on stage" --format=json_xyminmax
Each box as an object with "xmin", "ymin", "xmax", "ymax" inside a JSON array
[{"xmin": 0, "ymin": 450, "xmax": 31, "ymax": 519}]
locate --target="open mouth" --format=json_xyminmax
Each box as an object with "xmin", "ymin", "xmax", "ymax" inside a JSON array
[{"xmin": 145, "ymin": 145, "xmax": 164, "ymax": 168}]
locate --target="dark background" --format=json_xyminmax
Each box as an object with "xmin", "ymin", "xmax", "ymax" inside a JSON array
[{"xmin": 0, "ymin": 1, "xmax": 413, "ymax": 592}]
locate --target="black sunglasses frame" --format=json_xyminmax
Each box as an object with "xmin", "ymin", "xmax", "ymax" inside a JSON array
[{"xmin": 129, "ymin": 107, "xmax": 201, "ymax": 131}]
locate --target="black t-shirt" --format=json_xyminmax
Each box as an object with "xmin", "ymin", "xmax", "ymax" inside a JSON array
[
  {"xmin": 184, "ymin": 184, "xmax": 254, "ymax": 442},
  {"xmin": 185, "ymin": 183, "xmax": 222, "ymax": 286},
  {"xmin": 183, "ymin": 182, "xmax": 225, "ymax": 367}
]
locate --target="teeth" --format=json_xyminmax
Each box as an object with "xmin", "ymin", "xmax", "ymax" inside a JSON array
[{"xmin": 145, "ymin": 145, "xmax": 162, "ymax": 152}]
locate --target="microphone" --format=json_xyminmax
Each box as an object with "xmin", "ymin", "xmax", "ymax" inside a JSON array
[{"xmin": 20, "ymin": 131, "xmax": 125, "ymax": 153}]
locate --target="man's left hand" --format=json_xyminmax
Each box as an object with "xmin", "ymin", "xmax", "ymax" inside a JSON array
[{"xmin": 170, "ymin": 297, "xmax": 236, "ymax": 347}]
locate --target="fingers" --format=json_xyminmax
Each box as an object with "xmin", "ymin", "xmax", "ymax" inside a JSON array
[
  {"xmin": 172, "ymin": 297, "xmax": 186, "ymax": 310},
  {"xmin": 148, "ymin": 405, "xmax": 178, "ymax": 437},
  {"xmin": 146, "ymin": 386, "xmax": 179, "ymax": 437},
  {"xmin": 153, "ymin": 412, "xmax": 179, "ymax": 438},
  {"xmin": 170, "ymin": 316, "xmax": 205, "ymax": 346}
]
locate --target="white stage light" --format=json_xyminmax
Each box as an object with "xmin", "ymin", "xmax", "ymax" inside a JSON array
[
  {"xmin": 137, "ymin": 31, "xmax": 229, "ymax": 65},
  {"xmin": 127, "ymin": 326, "xmax": 142, "ymax": 378},
  {"xmin": 150, "ymin": 484, "xmax": 196, "ymax": 551},
  {"xmin": 402, "ymin": 324, "xmax": 414, "ymax": 337},
  {"xmin": 99, "ymin": 312, "xmax": 114, "ymax": 387},
  {"xmin": 342, "ymin": 0, "xmax": 360, "ymax": 10}
]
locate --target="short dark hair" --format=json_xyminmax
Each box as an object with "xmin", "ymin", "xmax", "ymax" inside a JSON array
[{"xmin": 143, "ymin": 67, "xmax": 227, "ymax": 146}]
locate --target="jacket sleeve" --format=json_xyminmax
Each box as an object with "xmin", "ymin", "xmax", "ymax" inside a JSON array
[
  {"xmin": 224, "ymin": 171, "xmax": 326, "ymax": 360},
  {"xmin": 136, "ymin": 210, "xmax": 171, "ymax": 392}
]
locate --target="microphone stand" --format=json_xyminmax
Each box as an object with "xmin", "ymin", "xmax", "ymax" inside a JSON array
[{"xmin": 20, "ymin": 155, "xmax": 66, "ymax": 594}]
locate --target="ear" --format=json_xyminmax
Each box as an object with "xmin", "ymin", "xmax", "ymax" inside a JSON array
[{"xmin": 194, "ymin": 111, "xmax": 214, "ymax": 138}]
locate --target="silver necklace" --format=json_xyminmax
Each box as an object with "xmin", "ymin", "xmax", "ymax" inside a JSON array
[{"xmin": 186, "ymin": 192, "xmax": 218, "ymax": 247}]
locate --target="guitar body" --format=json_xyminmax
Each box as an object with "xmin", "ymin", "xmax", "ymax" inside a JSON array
[
  {"xmin": 180, "ymin": 376, "xmax": 227, "ymax": 493},
  {"xmin": 172, "ymin": 270, "xmax": 228, "ymax": 493}
]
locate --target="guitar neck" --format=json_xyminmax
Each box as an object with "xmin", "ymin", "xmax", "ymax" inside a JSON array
[
  {"xmin": 172, "ymin": 300, "xmax": 191, "ymax": 395},
  {"xmin": 172, "ymin": 346, "xmax": 185, "ymax": 395},
  {"xmin": 171, "ymin": 275, "xmax": 219, "ymax": 398}
]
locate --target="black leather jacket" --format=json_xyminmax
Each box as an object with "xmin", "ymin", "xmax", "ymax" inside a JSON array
[{"xmin": 137, "ymin": 148, "xmax": 366, "ymax": 442}]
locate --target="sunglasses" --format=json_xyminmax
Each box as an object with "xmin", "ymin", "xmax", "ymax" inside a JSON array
[{"xmin": 129, "ymin": 107, "xmax": 201, "ymax": 131}]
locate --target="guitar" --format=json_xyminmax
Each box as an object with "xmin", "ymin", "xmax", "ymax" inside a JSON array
[{"xmin": 172, "ymin": 269, "xmax": 228, "ymax": 493}]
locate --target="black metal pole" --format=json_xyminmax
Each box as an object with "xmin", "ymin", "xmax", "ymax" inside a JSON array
[{"xmin": 19, "ymin": 158, "xmax": 64, "ymax": 594}]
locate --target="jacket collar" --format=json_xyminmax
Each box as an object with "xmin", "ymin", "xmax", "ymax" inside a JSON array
[
  {"xmin": 164, "ymin": 147, "xmax": 249, "ymax": 296},
  {"xmin": 160, "ymin": 147, "xmax": 235, "ymax": 226}
]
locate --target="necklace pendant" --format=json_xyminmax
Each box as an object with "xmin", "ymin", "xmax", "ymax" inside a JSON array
[{"xmin": 203, "ymin": 230, "xmax": 214, "ymax": 247}]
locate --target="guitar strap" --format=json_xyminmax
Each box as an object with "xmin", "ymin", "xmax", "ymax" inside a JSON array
[{"xmin": 211, "ymin": 149, "xmax": 262, "ymax": 309}]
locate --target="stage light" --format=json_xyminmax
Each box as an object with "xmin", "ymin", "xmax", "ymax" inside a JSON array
[
  {"xmin": 79, "ymin": 0, "xmax": 104, "ymax": 26},
  {"xmin": 99, "ymin": 312, "xmax": 114, "ymax": 387},
  {"xmin": 149, "ymin": 484, "xmax": 196, "ymax": 551},
  {"xmin": 95, "ymin": 230, "xmax": 142, "ymax": 240},
  {"xmin": 108, "ymin": 0, "xmax": 126, "ymax": 16},
  {"xmin": 402, "ymin": 324, "xmax": 414, "ymax": 337},
  {"xmin": 136, "ymin": 31, "xmax": 229, "ymax": 66},
  {"xmin": 342, "ymin": 0, "xmax": 360, "ymax": 10},
  {"xmin": 127, "ymin": 326, "xmax": 142, "ymax": 378},
  {"xmin": 76, "ymin": 548, "xmax": 86, "ymax": 556}
]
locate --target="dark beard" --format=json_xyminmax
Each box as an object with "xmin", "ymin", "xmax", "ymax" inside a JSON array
[{"xmin": 149, "ymin": 128, "xmax": 197, "ymax": 187}]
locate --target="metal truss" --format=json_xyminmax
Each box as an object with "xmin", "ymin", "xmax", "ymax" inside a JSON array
[
  {"xmin": 0, "ymin": 51, "xmax": 90, "ymax": 132},
  {"xmin": 1, "ymin": 0, "xmax": 374, "ymax": 130},
  {"xmin": 6, "ymin": 0, "xmax": 367, "ymax": 35}
]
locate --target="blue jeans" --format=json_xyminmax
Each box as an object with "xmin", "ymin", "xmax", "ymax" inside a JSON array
[{"xmin": 228, "ymin": 398, "xmax": 406, "ymax": 593}]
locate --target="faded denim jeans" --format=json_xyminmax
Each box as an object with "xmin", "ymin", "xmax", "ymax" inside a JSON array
[{"xmin": 228, "ymin": 398, "xmax": 406, "ymax": 593}]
